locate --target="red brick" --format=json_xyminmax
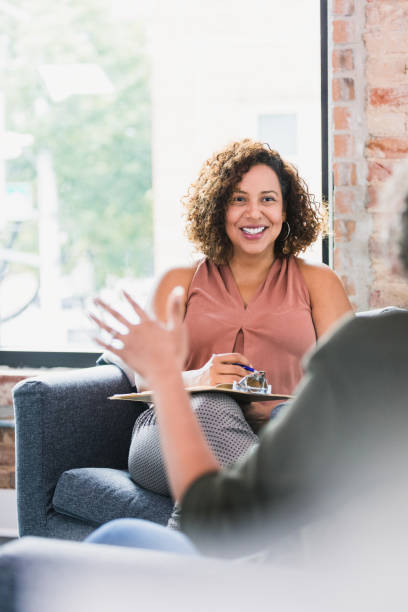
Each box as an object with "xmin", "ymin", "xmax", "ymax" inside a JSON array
[
  {"xmin": 0, "ymin": 467, "xmax": 15, "ymax": 489},
  {"xmin": 333, "ymin": 78, "xmax": 355, "ymax": 102},
  {"xmin": 366, "ymin": 2, "xmax": 408, "ymax": 30},
  {"xmin": 334, "ymin": 162, "xmax": 357, "ymax": 186},
  {"xmin": 366, "ymin": 56, "xmax": 408, "ymax": 87},
  {"xmin": 366, "ymin": 137, "xmax": 408, "ymax": 159},
  {"xmin": 335, "ymin": 188, "xmax": 355, "ymax": 214},
  {"xmin": 0, "ymin": 428, "xmax": 15, "ymax": 446},
  {"xmin": 333, "ymin": 247, "xmax": 342, "ymax": 271},
  {"xmin": 364, "ymin": 28, "xmax": 408, "ymax": 55},
  {"xmin": 367, "ymin": 161, "xmax": 394, "ymax": 182},
  {"xmin": 370, "ymin": 240, "xmax": 382, "ymax": 259},
  {"xmin": 333, "ymin": 245, "xmax": 354, "ymax": 272},
  {"xmin": 369, "ymin": 86, "xmax": 408, "ymax": 107},
  {"xmin": 369, "ymin": 288, "xmax": 383, "ymax": 308},
  {"xmin": 0, "ymin": 373, "xmax": 29, "ymax": 408},
  {"xmin": 0, "ymin": 470, "xmax": 9, "ymax": 488},
  {"xmin": 366, "ymin": 185, "xmax": 379, "ymax": 209},
  {"xmin": 333, "ymin": 20, "xmax": 355, "ymax": 44},
  {"xmin": 334, "ymin": 218, "xmax": 356, "ymax": 241},
  {"xmin": 0, "ymin": 443, "xmax": 14, "ymax": 466},
  {"xmin": 367, "ymin": 109, "xmax": 406, "ymax": 137},
  {"xmin": 333, "ymin": 106, "xmax": 352, "ymax": 130},
  {"xmin": 333, "ymin": 0, "xmax": 355, "ymax": 16},
  {"xmin": 334, "ymin": 134, "xmax": 354, "ymax": 158},
  {"xmin": 365, "ymin": 3, "xmax": 380, "ymax": 25},
  {"xmin": 332, "ymin": 49, "xmax": 354, "ymax": 72}
]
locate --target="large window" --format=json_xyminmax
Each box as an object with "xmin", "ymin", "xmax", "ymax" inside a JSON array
[{"xmin": 0, "ymin": 0, "xmax": 324, "ymax": 360}]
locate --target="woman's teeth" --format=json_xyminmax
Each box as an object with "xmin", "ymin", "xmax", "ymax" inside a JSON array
[{"xmin": 241, "ymin": 227, "xmax": 265, "ymax": 235}]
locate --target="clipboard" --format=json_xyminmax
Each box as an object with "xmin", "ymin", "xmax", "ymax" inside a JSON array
[{"xmin": 109, "ymin": 383, "xmax": 292, "ymax": 404}]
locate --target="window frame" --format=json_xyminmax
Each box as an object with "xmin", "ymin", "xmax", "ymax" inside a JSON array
[
  {"xmin": 0, "ymin": 0, "xmax": 330, "ymax": 368},
  {"xmin": 320, "ymin": 0, "xmax": 330, "ymax": 267}
]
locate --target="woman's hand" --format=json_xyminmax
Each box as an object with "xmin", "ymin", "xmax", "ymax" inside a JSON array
[
  {"xmin": 192, "ymin": 353, "xmax": 254, "ymax": 387},
  {"xmin": 89, "ymin": 286, "xmax": 188, "ymax": 386}
]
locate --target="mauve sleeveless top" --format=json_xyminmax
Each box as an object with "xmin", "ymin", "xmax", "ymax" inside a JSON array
[{"xmin": 183, "ymin": 257, "xmax": 316, "ymax": 395}]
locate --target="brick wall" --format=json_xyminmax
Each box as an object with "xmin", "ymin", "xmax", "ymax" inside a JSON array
[
  {"xmin": 330, "ymin": 0, "xmax": 408, "ymax": 309},
  {"xmin": 0, "ymin": 425, "xmax": 15, "ymax": 489}
]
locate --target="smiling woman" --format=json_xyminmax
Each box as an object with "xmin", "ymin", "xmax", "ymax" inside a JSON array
[
  {"xmin": 126, "ymin": 138, "xmax": 352, "ymax": 531},
  {"xmin": 184, "ymin": 140, "xmax": 322, "ymax": 265}
]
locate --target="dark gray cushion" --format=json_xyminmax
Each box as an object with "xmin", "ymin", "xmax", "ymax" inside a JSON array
[{"xmin": 53, "ymin": 468, "xmax": 173, "ymax": 527}]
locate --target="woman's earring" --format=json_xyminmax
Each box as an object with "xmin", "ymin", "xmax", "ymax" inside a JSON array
[{"xmin": 281, "ymin": 221, "xmax": 291, "ymax": 241}]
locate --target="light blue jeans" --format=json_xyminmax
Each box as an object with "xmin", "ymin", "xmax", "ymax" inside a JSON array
[
  {"xmin": 270, "ymin": 402, "xmax": 287, "ymax": 419},
  {"xmin": 86, "ymin": 518, "xmax": 199, "ymax": 556}
]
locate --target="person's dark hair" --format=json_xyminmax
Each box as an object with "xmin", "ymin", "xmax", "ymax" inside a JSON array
[{"xmin": 183, "ymin": 139, "xmax": 325, "ymax": 264}]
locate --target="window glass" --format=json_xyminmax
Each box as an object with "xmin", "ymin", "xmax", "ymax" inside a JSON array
[
  {"xmin": 0, "ymin": 0, "xmax": 322, "ymax": 351},
  {"xmin": 258, "ymin": 115, "xmax": 297, "ymax": 157}
]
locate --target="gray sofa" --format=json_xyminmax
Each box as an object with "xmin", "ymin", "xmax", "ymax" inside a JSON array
[{"xmin": 13, "ymin": 364, "xmax": 173, "ymax": 540}]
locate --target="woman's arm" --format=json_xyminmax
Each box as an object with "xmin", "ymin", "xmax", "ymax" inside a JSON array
[
  {"xmin": 134, "ymin": 266, "xmax": 195, "ymax": 391},
  {"xmin": 296, "ymin": 258, "xmax": 353, "ymax": 339},
  {"xmin": 149, "ymin": 266, "xmax": 196, "ymax": 322}
]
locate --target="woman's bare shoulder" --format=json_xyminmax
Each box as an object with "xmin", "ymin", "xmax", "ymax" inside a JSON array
[
  {"xmin": 157, "ymin": 263, "xmax": 199, "ymax": 291},
  {"xmin": 150, "ymin": 262, "xmax": 200, "ymax": 321},
  {"xmin": 295, "ymin": 256, "xmax": 353, "ymax": 336},
  {"xmin": 295, "ymin": 256, "xmax": 339, "ymax": 287}
]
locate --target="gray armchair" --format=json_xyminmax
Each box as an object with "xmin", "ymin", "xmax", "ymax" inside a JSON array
[{"xmin": 13, "ymin": 365, "xmax": 173, "ymax": 541}]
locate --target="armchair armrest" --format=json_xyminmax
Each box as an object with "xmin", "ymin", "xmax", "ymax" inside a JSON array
[{"xmin": 13, "ymin": 365, "xmax": 144, "ymax": 536}]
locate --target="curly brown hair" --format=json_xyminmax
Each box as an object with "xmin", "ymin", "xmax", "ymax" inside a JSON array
[{"xmin": 183, "ymin": 139, "xmax": 325, "ymax": 264}]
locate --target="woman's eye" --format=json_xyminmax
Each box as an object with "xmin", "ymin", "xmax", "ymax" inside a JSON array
[
  {"xmin": 263, "ymin": 197, "xmax": 276, "ymax": 203},
  {"xmin": 232, "ymin": 196, "xmax": 246, "ymax": 204}
]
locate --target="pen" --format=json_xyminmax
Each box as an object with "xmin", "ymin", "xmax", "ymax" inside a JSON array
[{"xmin": 232, "ymin": 362, "xmax": 256, "ymax": 372}]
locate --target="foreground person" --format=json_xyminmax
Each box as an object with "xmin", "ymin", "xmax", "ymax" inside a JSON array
[{"xmin": 88, "ymin": 161, "xmax": 408, "ymax": 560}]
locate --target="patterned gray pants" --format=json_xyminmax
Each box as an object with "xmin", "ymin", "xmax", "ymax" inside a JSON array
[{"xmin": 128, "ymin": 392, "xmax": 259, "ymax": 522}]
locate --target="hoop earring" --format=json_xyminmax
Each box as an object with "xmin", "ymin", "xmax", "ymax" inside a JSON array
[{"xmin": 281, "ymin": 221, "xmax": 291, "ymax": 241}]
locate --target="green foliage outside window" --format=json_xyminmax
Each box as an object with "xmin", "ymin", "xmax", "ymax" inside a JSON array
[{"xmin": 1, "ymin": 0, "xmax": 152, "ymax": 290}]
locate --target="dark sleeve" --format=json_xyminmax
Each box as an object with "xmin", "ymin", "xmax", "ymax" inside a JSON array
[{"xmin": 180, "ymin": 346, "xmax": 341, "ymax": 557}]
